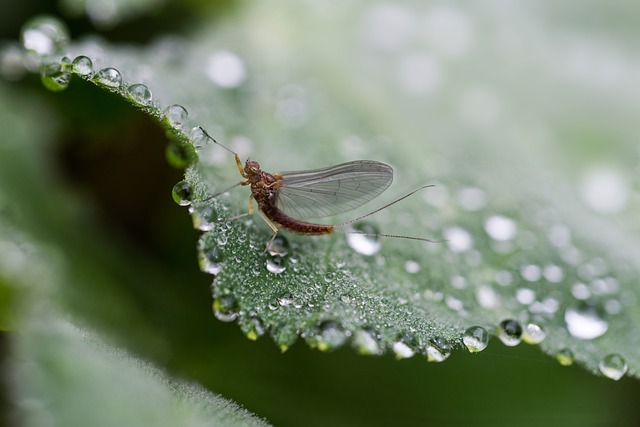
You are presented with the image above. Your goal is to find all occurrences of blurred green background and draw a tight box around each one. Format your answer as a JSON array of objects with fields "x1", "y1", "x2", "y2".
[{"x1": 2, "y1": 1, "x2": 640, "y2": 426}]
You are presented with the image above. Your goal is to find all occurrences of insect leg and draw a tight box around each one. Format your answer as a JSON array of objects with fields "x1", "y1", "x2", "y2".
[{"x1": 257, "y1": 210, "x2": 283, "y2": 254}]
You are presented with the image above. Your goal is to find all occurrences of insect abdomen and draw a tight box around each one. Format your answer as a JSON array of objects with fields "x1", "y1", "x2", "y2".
[{"x1": 262, "y1": 204, "x2": 334, "y2": 235}]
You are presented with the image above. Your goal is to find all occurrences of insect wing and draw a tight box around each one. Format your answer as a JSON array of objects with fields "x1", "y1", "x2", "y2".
[{"x1": 275, "y1": 160, "x2": 393, "y2": 219}]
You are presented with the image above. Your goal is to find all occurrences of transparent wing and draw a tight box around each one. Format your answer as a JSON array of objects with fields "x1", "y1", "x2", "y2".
[{"x1": 275, "y1": 160, "x2": 393, "y2": 219}]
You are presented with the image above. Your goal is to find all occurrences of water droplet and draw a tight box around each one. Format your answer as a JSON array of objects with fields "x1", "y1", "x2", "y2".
[
  {"x1": 21, "y1": 15, "x2": 69, "y2": 55},
  {"x1": 543, "y1": 264, "x2": 564, "y2": 283},
  {"x1": 314, "y1": 322, "x2": 348, "y2": 352},
  {"x1": 463, "y1": 326, "x2": 489, "y2": 353},
  {"x1": 515, "y1": 288, "x2": 535, "y2": 305},
  {"x1": 484, "y1": 215, "x2": 517, "y2": 241},
  {"x1": 72, "y1": 55, "x2": 93, "y2": 77},
  {"x1": 404, "y1": 260, "x2": 421, "y2": 274},
  {"x1": 556, "y1": 348, "x2": 574, "y2": 366},
  {"x1": 323, "y1": 271, "x2": 336, "y2": 283},
  {"x1": 244, "y1": 317, "x2": 265, "y2": 341},
  {"x1": 571, "y1": 282, "x2": 590, "y2": 300},
  {"x1": 94, "y1": 67, "x2": 122, "y2": 88},
  {"x1": 346, "y1": 222, "x2": 382, "y2": 256},
  {"x1": 457, "y1": 187, "x2": 486, "y2": 211},
  {"x1": 189, "y1": 126, "x2": 213, "y2": 150},
  {"x1": 476, "y1": 285, "x2": 500, "y2": 309},
  {"x1": 164, "y1": 104, "x2": 188, "y2": 130},
  {"x1": 598, "y1": 353, "x2": 627, "y2": 380},
  {"x1": 216, "y1": 233, "x2": 228, "y2": 247},
  {"x1": 191, "y1": 203, "x2": 217, "y2": 231},
  {"x1": 267, "y1": 235, "x2": 290, "y2": 257},
  {"x1": 495, "y1": 319, "x2": 522, "y2": 347},
  {"x1": 212, "y1": 295, "x2": 239, "y2": 322},
  {"x1": 165, "y1": 141, "x2": 193, "y2": 168},
  {"x1": 393, "y1": 341, "x2": 415, "y2": 359},
  {"x1": 353, "y1": 329, "x2": 382, "y2": 355},
  {"x1": 278, "y1": 292, "x2": 294, "y2": 307},
  {"x1": 171, "y1": 180, "x2": 192, "y2": 206},
  {"x1": 266, "y1": 257, "x2": 286, "y2": 274},
  {"x1": 520, "y1": 264, "x2": 542, "y2": 282},
  {"x1": 40, "y1": 59, "x2": 71, "y2": 92},
  {"x1": 522, "y1": 323, "x2": 546, "y2": 344},
  {"x1": 564, "y1": 305, "x2": 608, "y2": 340},
  {"x1": 425, "y1": 337, "x2": 451, "y2": 362},
  {"x1": 205, "y1": 50, "x2": 247, "y2": 88},
  {"x1": 580, "y1": 168, "x2": 628, "y2": 214},
  {"x1": 443, "y1": 226, "x2": 473, "y2": 253},
  {"x1": 198, "y1": 245, "x2": 223, "y2": 275},
  {"x1": 127, "y1": 83, "x2": 153, "y2": 106}
]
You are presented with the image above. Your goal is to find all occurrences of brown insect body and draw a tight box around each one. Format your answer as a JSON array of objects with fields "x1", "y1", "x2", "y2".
[{"x1": 243, "y1": 160, "x2": 334, "y2": 236}]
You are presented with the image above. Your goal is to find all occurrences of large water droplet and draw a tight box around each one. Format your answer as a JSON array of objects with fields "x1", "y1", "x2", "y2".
[
  {"x1": 40, "y1": 58, "x2": 71, "y2": 92},
  {"x1": 346, "y1": 222, "x2": 382, "y2": 255},
  {"x1": 267, "y1": 235, "x2": 290, "y2": 257},
  {"x1": 191, "y1": 203, "x2": 217, "y2": 231},
  {"x1": 213, "y1": 295, "x2": 239, "y2": 322},
  {"x1": 171, "y1": 180, "x2": 192, "y2": 206},
  {"x1": 556, "y1": 348, "x2": 574, "y2": 366},
  {"x1": 72, "y1": 55, "x2": 93, "y2": 77},
  {"x1": 94, "y1": 67, "x2": 122, "y2": 88},
  {"x1": 127, "y1": 83, "x2": 153, "y2": 106},
  {"x1": 164, "y1": 104, "x2": 188, "y2": 130},
  {"x1": 198, "y1": 245, "x2": 223, "y2": 275},
  {"x1": 393, "y1": 335, "x2": 417, "y2": 359},
  {"x1": 598, "y1": 353, "x2": 627, "y2": 380},
  {"x1": 425, "y1": 337, "x2": 451, "y2": 362},
  {"x1": 266, "y1": 256, "x2": 286, "y2": 274},
  {"x1": 21, "y1": 15, "x2": 69, "y2": 55},
  {"x1": 314, "y1": 322, "x2": 348, "y2": 352},
  {"x1": 522, "y1": 323, "x2": 546, "y2": 344},
  {"x1": 484, "y1": 215, "x2": 517, "y2": 241},
  {"x1": 245, "y1": 318, "x2": 265, "y2": 341},
  {"x1": 278, "y1": 292, "x2": 294, "y2": 307},
  {"x1": 353, "y1": 328, "x2": 382, "y2": 355},
  {"x1": 189, "y1": 126, "x2": 213, "y2": 150},
  {"x1": 495, "y1": 319, "x2": 522, "y2": 346},
  {"x1": 564, "y1": 305, "x2": 608, "y2": 339},
  {"x1": 463, "y1": 326, "x2": 489, "y2": 353}
]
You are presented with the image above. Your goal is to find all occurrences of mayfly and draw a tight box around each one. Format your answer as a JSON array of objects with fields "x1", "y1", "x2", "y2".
[{"x1": 199, "y1": 128, "x2": 436, "y2": 250}]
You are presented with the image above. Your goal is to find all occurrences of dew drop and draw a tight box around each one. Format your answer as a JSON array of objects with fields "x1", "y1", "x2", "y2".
[
  {"x1": 443, "y1": 226, "x2": 472, "y2": 253},
  {"x1": 127, "y1": 83, "x2": 153, "y2": 106},
  {"x1": 495, "y1": 319, "x2": 523, "y2": 346},
  {"x1": 315, "y1": 322, "x2": 348, "y2": 352},
  {"x1": 164, "y1": 104, "x2": 188, "y2": 130},
  {"x1": 515, "y1": 287, "x2": 535, "y2": 305},
  {"x1": 245, "y1": 317, "x2": 265, "y2": 341},
  {"x1": 205, "y1": 50, "x2": 247, "y2": 88},
  {"x1": 598, "y1": 353, "x2": 627, "y2": 380},
  {"x1": 191, "y1": 203, "x2": 217, "y2": 231},
  {"x1": 404, "y1": 260, "x2": 421, "y2": 274},
  {"x1": 216, "y1": 233, "x2": 228, "y2": 247},
  {"x1": 198, "y1": 245, "x2": 223, "y2": 275},
  {"x1": 165, "y1": 141, "x2": 192, "y2": 168},
  {"x1": 21, "y1": 15, "x2": 69, "y2": 56},
  {"x1": 94, "y1": 67, "x2": 122, "y2": 88},
  {"x1": 266, "y1": 257, "x2": 286, "y2": 274},
  {"x1": 267, "y1": 235, "x2": 290, "y2": 257},
  {"x1": 353, "y1": 329, "x2": 382, "y2": 356},
  {"x1": 392, "y1": 341, "x2": 415, "y2": 359},
  {"x1": 543, "y1": 264, "x2": 564, "y2": 283},
  {"x1": 171, "y1": 180, "x2": 192, "y2": 206},
  {"x1": 463, "y1": 326, "x2": 489, "y2": 353},
  {"x1": 484, "y1": 215, "x2": 517, "y2": 241},
  {"x1": 564, "y1": 305, "x2": 608, "y2": 340},
  {"x1": 522, "y1": 323, "x2": 546, "y2": 344},
  {"x1": 278, "y1": 292, "x2": 294, "y2": 307},
  {"x1": 212, "y1": 295, "x2": 239, "y2": 322},
  {"x1": 72, "y1": 55, "x2": 93, "y2": 77},
  {"x1": 40, "y1": 59, "x2": 71, "y2": 92},
  {"x1": 323, "y1": 271, "x2": 336, "y2": 283},
  {"x1": 425, "y1": 337, "x2": 451, "y2": 362},
  {"x1": 346, "y1": 222, "x2": 382, "y2": 255},
  {"x1": 189, "y1": 126, "x2": 213, "y2": 150},
  {"x1": 520, "y1": 264, "x2": 542, "y2": 282},
  {"x1": 556, "y1": 348, "x2": 574, "y2": 366}
]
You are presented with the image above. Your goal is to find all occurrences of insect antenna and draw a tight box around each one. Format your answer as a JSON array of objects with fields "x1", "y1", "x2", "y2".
[
  {"x1": 335, "y1": 184, "x2": 434, "y2": 227},
  {"x1": 198, "y1": 126, "x2": 237, "y2": 156}
]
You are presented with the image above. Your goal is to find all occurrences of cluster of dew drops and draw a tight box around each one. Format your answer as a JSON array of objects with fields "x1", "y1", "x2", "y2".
[{"x1": 10, "y1": 15, "x2": 631, "y2": 381}]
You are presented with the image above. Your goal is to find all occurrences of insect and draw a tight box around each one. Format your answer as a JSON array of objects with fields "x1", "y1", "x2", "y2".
[{"x1": 199, "y1": 128, "x2": 436, "y2": 250}]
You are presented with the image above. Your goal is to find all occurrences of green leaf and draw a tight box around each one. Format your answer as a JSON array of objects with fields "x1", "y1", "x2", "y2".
[{"x1": 5, "y1": 0, "x2": 640, "y2": 385}]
